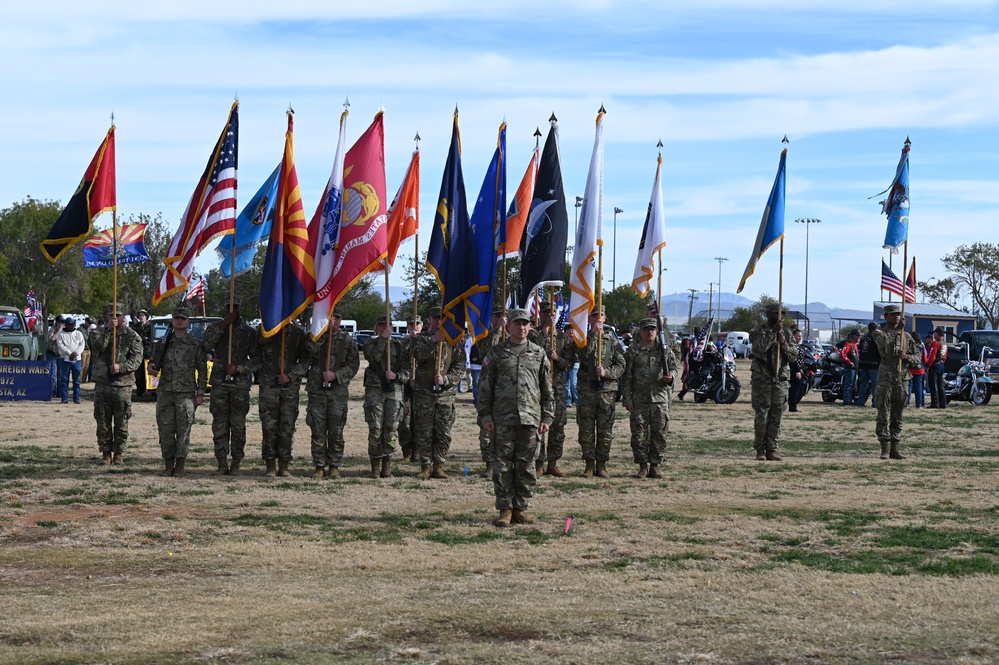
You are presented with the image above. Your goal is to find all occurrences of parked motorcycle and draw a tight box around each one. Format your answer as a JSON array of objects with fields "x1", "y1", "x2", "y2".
[
  {"x1": 813, "y1": 349, "x2": 845, "y2": 402},
  {"x1": 944, "y1": 345, "x2": 994, "y2": 406},
  {"x1": 691, "y1": 347, "x2": 742, "y2": 404}
]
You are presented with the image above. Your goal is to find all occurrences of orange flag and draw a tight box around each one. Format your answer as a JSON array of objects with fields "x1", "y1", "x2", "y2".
[
  {"x1": 500, "y1": 146, "x2": 538, "y2": 260},
  {"x1": 378, "y1": 147, "x2": 420, "y2": 272}
]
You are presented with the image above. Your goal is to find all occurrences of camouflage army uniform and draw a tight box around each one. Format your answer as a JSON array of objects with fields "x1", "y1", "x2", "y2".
[
  {"x1": 874, "y1": 326, "x2": 922, "y2": 458},
  {"x1": 89, "y1": 324, "x2": 144, "y2": 456},
  {"x1": 529, "y1": 326, "x2": 575, "y2": 464},
  {"x1": 398, "y1": 332, "x2": 423, "y2": 461},
  {"x1": 151, "y1": 331, "x2": 208, "y2": 461},
  {"x1": 621, "y1": 338, "x2": 679, "y2": 467},
  {"x1": 748, "y1": 324, "x2": 799, "y2": 455},
  {"x1": 412, "y1": 335, "x2": 466, "y2": 469},
  {"x1": 362, "y1": 335, "x2": 410, "y2": 460},
  {"x1": 576, "y1": 330, "x2": 626, "y2": 464},
  {"x1": 477, "y1": 339, "x2": 555, "y2": 512},
  {"x1": 256, "y1": 324, "x2": 309, "y2": 466},
  {"x1": 306, "y1": 328, "x2": 360, "y2": 469},
  {"x1": 476, "y1": 328, "x2": 505, "y2": 465},
  {"x1": 203, "y1": 318, "x2": 259, "y2": 470}
]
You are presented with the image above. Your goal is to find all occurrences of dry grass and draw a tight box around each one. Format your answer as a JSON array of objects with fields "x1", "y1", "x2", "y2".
[{"x1": 2, "y1": 360, "x2": 999, "y2": 664}]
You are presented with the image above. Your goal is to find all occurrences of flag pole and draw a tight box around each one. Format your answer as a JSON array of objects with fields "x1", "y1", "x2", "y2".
[
  {"x1": 227, "y1": 227, "x2": 236, "y2": 367},
  {"x1": 899, "y1": 240, "x2": 909, "y2": 371},
  {"x1": 777, "y1": 236, "x2": 784, "y2": 373},
  {"x1": 385, "y1": 260, "x2": 392, "y2": 370},
  {"x1": 112, "y1": 208, "x2": 119, "y2": 369},
  {"x1": 597, "y1": 238, "x2": 604, "y2": 363}
]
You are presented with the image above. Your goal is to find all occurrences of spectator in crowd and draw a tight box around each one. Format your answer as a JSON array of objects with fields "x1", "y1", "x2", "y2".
[
  {"x1": 907, "y1": 330, "x2": 926, "y2": 409},
  {"x1": 841, "y1": 329, "x2": 861, "y2": 406},
  {"x1": 788, "y1": 328, "x2": 805, "y2": 412},
  {"x1": 53, "y1": 316, "x2": 85, "y2": 404},
  {"x1": 856, "y1": 322, "x2": 881, "y2": 407},
  {"x1": 926, "y1": 327, "x2": 948, "y2": 409}
]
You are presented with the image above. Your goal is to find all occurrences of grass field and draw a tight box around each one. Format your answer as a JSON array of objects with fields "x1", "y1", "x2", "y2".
[{"x1": 2, "y1": 363, "x2": 998, "y2": 664}]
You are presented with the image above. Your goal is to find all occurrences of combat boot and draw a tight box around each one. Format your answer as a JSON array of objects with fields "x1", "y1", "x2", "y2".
[
  {"x1": 160, "y1": 458, "x2": 175, "y2": 477},
  {"x1": 634, "y1": 463, "x2": 648, "y2": 479},
  {"x1": 765, "y1": 450, "x2": 782, "y2": 461},
  {"x1": 277, "y1": 459, "x2": 291, "y2": 477},
  {"x1": 380, "y1": 458, "x2": 393, "y2": 479},
  {"x1": 512, "y1": 510, "x2": 535, "y2": 525},
  {"x1": 326, "y1": 466, "x2": 341, "y2": 479},
  {"x1": 173, "y1": 458, "x2": 187, "y2": 477},
  {"x1": 545, "y1": 460, "x2": 564, "y2": 478},
  {"x1": 312, "y1": 466, "x2": 326, "y2": 479},
  {"x1": 889, "y1": 442, "x2": 906, "y2": 460},
  {"x1": 535, "y1": 460, "x2": 545, "y2": 477},
  {"x1": 582, "y1": 460, "x2": 595, "y2": 478},
  {"x1": 101, "y1": 452, "x2": 112, "y2": 465},
  {"x1": 493, "y1": 510, "x2": 513, "y2": 527},
  {"x1": 595, "y1": 461, "x2": 609, "y2": 478},
  {"x1": 419, "y1": 464, "x2": 432, "y2": 479},
  {"x1": 647, "y1": 463, "x2": 662, "y2": 479},
  {"x1": 214, "y1": 459, "x2": 230, "y2": 476},
  {"x1": 880, "y1": 441, "x2": 890, "y2": 460},
  {"x1": 481, "y1": 461, "x2": 494, "y2": 478},
  {"x1": 431, "y1": 463, "x2": 448, "y2": 479},
  {"x1": 112, "y1": 453, "x2": 123, "y2": 466},
  {"x1": 265, "y1": 458, "x2": 277, "y2": 477},
  {"x1": 229, "y1": 459, "x2": 241, "y2": 475},
  {"x1": 370, "y1": 459, "x2": 380, "y2": 479}
]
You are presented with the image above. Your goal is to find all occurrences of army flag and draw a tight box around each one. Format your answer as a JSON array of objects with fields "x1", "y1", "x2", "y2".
[
  {"x1": 632, "y1": 153, "x2": 667, "y2": 299},
  {"x1": 567, "y1": 109, "x2": 605, "y2": 347},
  {"x1": 309, "y1": 109, "x2": 349, "y2": 339},
  {"x1": 41, "y1": 126, "x2": 116, "y2": 262},
  {"x1": 216, "y1": 164, "x2": 280, "y2": 278},
  {"x1": 377, "y1": 147, "x2": 420, "y2": 272},
  {"x1": 517, "y1": 118, "x2": 568, "y2": 307},
  {"x1": 880, "y1": 139, "x2": 910, "y2": 253},
  {"x1": 737, "y1": 148, "x2": 786, "y2": 294},
  {"x1": 154, "y1": 102, "x2": 239, "y2": 304},
  {"x1": 83, "y1": 223, "x2": 150, "y2": 268},
  {"x1": 259, "y1": 112, "x2": 315, "y2": 336},
  {"x1": 500, "y1": 145, "x2": 538, "y2": 260}
]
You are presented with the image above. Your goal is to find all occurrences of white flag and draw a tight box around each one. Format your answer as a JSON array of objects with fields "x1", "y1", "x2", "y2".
[
  {"x1": 310, "y1": 110, "x2": 348, "y2": 340},
  {"x1": 631, "y1": 154, "x2": 667, "y2": 298},
  {"x1": 567, "y1": 110, "x2": 605, "y2": 347}
]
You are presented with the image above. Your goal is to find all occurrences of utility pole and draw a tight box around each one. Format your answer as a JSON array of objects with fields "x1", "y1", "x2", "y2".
[
  {"x1": 714, "y1": 256, "x2": 728, "y2": 339},
  {"x1": 612, "y1": 207, "x2": 623, "y2": 291},
  {"x1": 686, "y1": 289, "x2": 699, "y2": 334}
]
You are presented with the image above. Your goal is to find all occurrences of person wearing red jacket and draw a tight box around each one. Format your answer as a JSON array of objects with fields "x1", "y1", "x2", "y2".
[{"x1": 841, "y1": 329, "x2": 861, "y2": 406}]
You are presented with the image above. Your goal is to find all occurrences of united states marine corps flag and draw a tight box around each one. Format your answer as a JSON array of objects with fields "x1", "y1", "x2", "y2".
[{"x1": 40, "y1": 126, "x2": 116, "y2": 262}]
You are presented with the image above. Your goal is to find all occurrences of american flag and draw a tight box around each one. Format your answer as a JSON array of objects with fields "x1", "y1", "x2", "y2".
[
  {"x1": 881, "y1": 260, "x2": 915, "y2": 303},
  {"x1": 186, "y1": 277, "x2": 205, "y2": 304},
  {"x1": 154, "y1": 103, "x2": 238, "y2": 304},
  {"x1": 693, "y1": 315, "x2": 715, "y2": 360},
  {"x1": 23, "y1": 290, "x2": 42, "y2": 318}
]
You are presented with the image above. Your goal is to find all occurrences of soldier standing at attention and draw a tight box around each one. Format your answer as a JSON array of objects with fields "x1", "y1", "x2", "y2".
[
  {"x1": 306, "y1": 308, "x2": 360, "y2": 479},
  {"x1": 575, "y1": 305, "x2": 626, "y2": 478},
  {"x1": 256, "y1": 320, "x2": 309, "y2": 477},
  {"x1": 748, "y1": 303, "x2": 799, "y2": 461},
  {"x1": 398, "y1": 317, "x2": 423, "y2": 463},
  {"x1": 478, "y1": 308, "x2": 554, "y2": 527},
  {"x1": 203, "y1": 299, "x2": 259, "y2": 476},
  {"x1": 131, "y1": 309, "x2": 153, "y2": 398},
  {"x1": 148, "y1": 306, "x2": 208, "y2": 477},
  {"x1": 873, "y1": 304, "x2": 922, "y2": 459},
  {"x1": 412, "y1": 307, "x2": 466, "y2": 479},
  {"x1": 89, "y1": 302, "x2": 144, "y2": 465},
  {"x1": 530, "y1": 301, "x2": 575, "y2": 478},
  {"x1": 477, "y1": 306, "x2": 507, "y2": 477},
  {"x1": 362, "y1": 316, "x2": 410, "y2": 478},
  {"x1": 621, "y1": 318, "x2": 678, "y2": 479}
]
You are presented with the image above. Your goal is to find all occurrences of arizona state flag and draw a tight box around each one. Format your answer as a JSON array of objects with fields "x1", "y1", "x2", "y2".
[{"x1": 41, "y1": 127, "x2": 116, "y2": 262}]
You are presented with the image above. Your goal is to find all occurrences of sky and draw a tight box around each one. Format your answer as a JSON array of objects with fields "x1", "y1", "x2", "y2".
[{"x1": 2, "y1": 0, "x2": 998, "y2": 315}]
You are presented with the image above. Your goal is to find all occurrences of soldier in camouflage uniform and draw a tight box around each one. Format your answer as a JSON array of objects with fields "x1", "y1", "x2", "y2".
[
  {"x1": 874, "y1": 304, "x2": 921, "y2": 460},
  {"x1": 203, "y1": 299, "x2": 259, "y2": 475},
  {"x1": 89, "y1": 302, "x2": 144, "y2": 465},
  {"x1": 131, "y1": 309, "x2": 153, "y2": 397},
  {"x1": 362, "y1": 316, "x2": 410, "y2": 478},
  {"x1": 576, "y1": 306, "x2": 627, "y2": 478},
  {"x1": 256, "y1": 321, "x2": 309, "y2": 477},
  {"x1": 476, "y1": 307, "x2": 507, "y2": 477},
  {"x1": 529, "y1": 301, "x2": 575, "y2": 477},
  {"x1": 748, "y1": 303, "x2": 799, "y2": 461},
  {"x1": 478, "y1": 308, "x2": 555, "y2": 527},
  {"x1": 306, "y1": 309, "x2": 360, "y2": 479},
  {"x1": 412, "y1": 307, "x2": 466, "y2": 479},
  {"x1": 148, "y1": 306, "x2": 208, "y2": 477},
  {"x1": 398, "y1": 317, "x2": 423, "y2": 463},
  {"x1": 621, "y1": 318, "x2": 679, "y2": 479}
]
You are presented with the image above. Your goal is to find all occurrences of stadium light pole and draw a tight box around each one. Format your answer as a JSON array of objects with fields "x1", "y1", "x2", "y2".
[
  {"x1": 714, "y1": 256, "x2": 728, "y2": 339},
  {"x1": 794, "y1": 218, "x2": 821, "y2": 338},
  {"x1": 612, "y1": 207, "x2": 623, "y2": 291}
]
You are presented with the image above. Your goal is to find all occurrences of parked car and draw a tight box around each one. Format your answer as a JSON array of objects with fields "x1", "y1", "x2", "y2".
[
  {"x1": 0, "y1": 306, "x2": 41, "y2": 360},
  {"x1": 943, "y1": 330, "x2": 999, "y2": 378},
  {"x1": 353, "y1": 330, "x2": 375, "y2": 347}
]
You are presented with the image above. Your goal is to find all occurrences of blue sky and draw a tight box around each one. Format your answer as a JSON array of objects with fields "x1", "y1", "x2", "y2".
[{"x1": 3, "y1": 1, "x2": 997, "y2": 315}]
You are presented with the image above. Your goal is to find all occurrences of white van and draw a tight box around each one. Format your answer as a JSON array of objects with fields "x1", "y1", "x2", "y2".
[
  {"x1": 726, "y1": 331, "x2": 751, "y2": 358},
  {"x1": 339, "y1": 319, "x2": 357, "y2": 335}
]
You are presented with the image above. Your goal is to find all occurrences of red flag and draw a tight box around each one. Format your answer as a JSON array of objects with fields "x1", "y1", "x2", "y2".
[
  {"x1": 313, "y1": 113, "x2": 388, "y2": 308},
  {"x1": 40, "y1": 127, "x2": 116, "y2": 262},
  {"x1": 379, "y1": 148, "x2": 420, "y2": 272},
  {"x1": 500, "y1": 146, "x2": 538, "y2": 260}
]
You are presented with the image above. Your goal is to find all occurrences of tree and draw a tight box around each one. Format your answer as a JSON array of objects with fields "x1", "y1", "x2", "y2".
[
  {"x1": 925, "y1": 243, "x2": 999, "y2": 328},
  {"x1": 603, "y1": 284, "x2": 650, "y2": 330},
  {"x1": 722, "y1": 294, "x2": 791, "y2": 332},
  {"x1": 917, "y1": 277, "x2": 962, "y2": 310}
]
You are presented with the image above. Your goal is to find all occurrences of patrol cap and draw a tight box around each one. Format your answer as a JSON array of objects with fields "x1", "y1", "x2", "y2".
[
  {"x1": 107, "y1": 302, "x2": 125, "y2": 316},
  {"x1": 330, "y1": 306, "x2": 342, "y2": 319},
  {"x1": 406, "y1": 317, "x2": 421, "y2": 327},
  {"x1": 172, "y1": 305, "x2": 191, "y2": 319},
  {"x1": 589, "y1": 305, "x2": 606, "y2": 316},
  {"x1": 764, "y1": 303, "x2": 783, "y2": 316},
  {"x1": 539, "y1": 301, "x2": 556, "y2": 314},
  {"x1": 883, "y1": 304, "x2": 902, "y2": 316},
  {"x1": 508, "y1": 308, "x2": 531, "y2": 323},
  {"x1": 492, "y1": 305, "x2": 506, "y2": 316},
  {"x1": 375, "y1": 315, "x2": 388, "y2": 326},
  {"x1": 428, "y1": 307, "x2": 443, "y2": 318},
  {"x1": 639, "y1": 318, "x2": 658, "y2": 330}
]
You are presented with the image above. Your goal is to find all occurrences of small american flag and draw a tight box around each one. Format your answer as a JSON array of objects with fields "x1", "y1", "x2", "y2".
[
  {"x1": 186, "y1": 277, "x2": 205, "y2": 304},
  {"x1": 881, "y1": 260, "x2": 915, "y2": 303}
]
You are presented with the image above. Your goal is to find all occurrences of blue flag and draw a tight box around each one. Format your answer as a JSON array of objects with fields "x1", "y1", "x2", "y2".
[
  {"x1": 426, "y1": 111, "x2": 473, "y2": 344},
  {"x1": 880, "y1": 140, "x2": 910, "y2": 253},
  {"x1": 216, "y1": 164, "x2": 280, "y2": 278},
  {"x1": 465, "y1": 123, "x2": 506, "y2": 342},
  {"x1": 737, "y1": 148, "x2": 786, "y2": 293}
]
